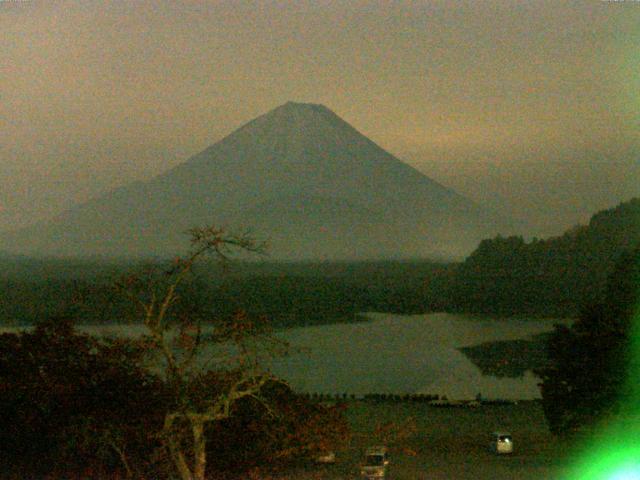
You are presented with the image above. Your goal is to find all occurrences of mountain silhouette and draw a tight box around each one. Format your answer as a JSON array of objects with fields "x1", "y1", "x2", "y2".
[{"x1": 1, "y1": 102, "x2": 506, "y2": 259}]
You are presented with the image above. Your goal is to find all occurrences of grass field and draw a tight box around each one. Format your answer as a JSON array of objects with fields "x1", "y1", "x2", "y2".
[{"x1": 276, "y1": 400, "x2": 572, "y2": 479}]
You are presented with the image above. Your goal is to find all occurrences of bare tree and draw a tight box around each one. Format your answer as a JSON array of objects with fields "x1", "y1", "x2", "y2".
[{"x1": 119, "y1": 226, "x2": 286, "y2": 480}]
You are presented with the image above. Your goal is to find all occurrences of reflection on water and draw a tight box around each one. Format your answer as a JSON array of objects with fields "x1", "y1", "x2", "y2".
[
  {"x1": 268, "y1": 312, "x2": 568, "y2": 400},
  {"x1": 1, "y1": 313, "x2": 568, "y2": 400}
]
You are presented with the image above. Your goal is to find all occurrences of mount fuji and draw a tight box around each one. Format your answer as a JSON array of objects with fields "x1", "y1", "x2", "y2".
[{"x1": 1, "y1": 102, "x2": 507, "y2": 260}]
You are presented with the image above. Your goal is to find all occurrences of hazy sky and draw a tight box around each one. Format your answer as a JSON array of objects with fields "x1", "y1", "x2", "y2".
[{"x1": 2, "y1": 0, "x2": 639, "y2": 237}]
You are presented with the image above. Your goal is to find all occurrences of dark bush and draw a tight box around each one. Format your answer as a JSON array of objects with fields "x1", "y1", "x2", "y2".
[
  {"x1": 201, "y1": 380, "x2": 349, "y2": 474},
  {"x1": 537, "y1": 246, "x2": 640, "y2": 435},
  {"x1": 0, "y1": 316, "x2": 166, "y2": 478},
  {"x1": 0, "y1": 317, "x2": 350, "y2": 478}
]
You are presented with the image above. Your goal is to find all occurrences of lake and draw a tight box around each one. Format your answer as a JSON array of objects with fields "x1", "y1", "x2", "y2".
[
  {"x1": 1, "y1": 312, "x2": 566, "y2": 400},
  {"x1": 268, "y1": 312, "x2": 566, "y2": 400}
]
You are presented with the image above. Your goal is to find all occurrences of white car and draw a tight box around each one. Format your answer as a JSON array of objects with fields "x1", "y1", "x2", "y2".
[
  {"x1": 490, "y1": 432, "x2": 514, "y2": 454},
  {"x1": 361, "y1": 446, "x2": 389, "y2": 478}
]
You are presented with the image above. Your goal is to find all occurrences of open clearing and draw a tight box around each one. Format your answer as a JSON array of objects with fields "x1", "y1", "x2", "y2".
[{"x1": 278, "y1": 400, "x2": 573, "y2": 479}]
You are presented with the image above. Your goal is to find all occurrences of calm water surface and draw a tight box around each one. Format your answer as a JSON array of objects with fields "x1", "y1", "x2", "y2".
[
  {"x1": 268, "y1": 312, "x2": 566, "y2": 400},
  {"x1": 2, "y1": 313, "x2": 568, "y2": 400}
]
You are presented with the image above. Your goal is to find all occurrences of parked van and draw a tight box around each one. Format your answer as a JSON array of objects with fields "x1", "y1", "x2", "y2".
[
  {"x1": 490, "y1": 432, "x2": 513, "y2": 454},
  {"x1": 360, "y1": 446, "x2": 389, "y2": 478}
]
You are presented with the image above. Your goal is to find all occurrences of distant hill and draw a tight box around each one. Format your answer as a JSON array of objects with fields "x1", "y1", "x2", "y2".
[
  {"x1": 0, "y1": 102, "x2": 506, "y2": 260},
  {"x1": 442, "y1": 197, "x2": 640, "y2": 316}
]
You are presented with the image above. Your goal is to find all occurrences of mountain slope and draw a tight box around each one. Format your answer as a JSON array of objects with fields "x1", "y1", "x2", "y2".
[
  {"x1": 443, "y1": 197, "x2": 640, "y2": 316},
  {"x1": 1, "y1": 102, "x2": 504, "y2": 259}
]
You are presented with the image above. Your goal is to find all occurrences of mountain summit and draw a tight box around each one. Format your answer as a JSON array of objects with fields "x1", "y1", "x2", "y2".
[{"x1": 1, "y1": 102, "x2": 505, "y2": 259}]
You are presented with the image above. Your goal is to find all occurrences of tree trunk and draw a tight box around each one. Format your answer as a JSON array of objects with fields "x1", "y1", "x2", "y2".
[
  {"x1": 192, "y1": 418, "x2": 207, "y2": 480},
  {"x1": 164, "y1": 414, "x2": 194, "y2": 480},
  {"x1": 109, "y1": 440, "x2": 133, "y2": 479}
]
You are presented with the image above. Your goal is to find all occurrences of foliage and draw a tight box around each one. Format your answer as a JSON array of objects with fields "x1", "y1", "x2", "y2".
[
  {"x1": 116, "y1": 226, "x2": 350, "y2": 480},
  {"x1": 0, "y1": 259, "x2": 450, "y2": 327},
  {"x1": 441, "y1": 198, "x2": 640, "y2": 316},
  {"x1": 0, "y1": 315, "x2": 348, "y2": 478},
  {"x1": 0, "y1": 316, "x2": 166, "y2": 478},
  {"x1": 204, "y1": 381, "x2": 350, "y2": 472},
  {"x1": 0, "y1": 227, "x2": 352, "y2": 479},
  {"x1": 2, "y1": 199, "x2": 639, "y2": 325},
  {"x1": 537, "y1": 246, "x2": 640, "y2": 435}
]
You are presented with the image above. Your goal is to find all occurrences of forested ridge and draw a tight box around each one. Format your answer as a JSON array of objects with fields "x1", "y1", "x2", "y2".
[
  {"x1": 537, "y1": 244, "x2": 640, "y2": 435},
  {"x1": 441, "y1": 198, "x2": 640, "y2": 316},
  {"x1": 0, "y1": 259, "x2": 451, "y2": 327},
  {"x1": 1, "y1": 198, "x2": 638, "y2": 325}
]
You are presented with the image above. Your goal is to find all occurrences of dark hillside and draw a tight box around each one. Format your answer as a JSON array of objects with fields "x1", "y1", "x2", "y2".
[
  {"x1": 441, "y1": 198, "x2": 640, "y2": 316},
  {"x1": 0, "y1": 259, "x2": 451, "y2": 327}
]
